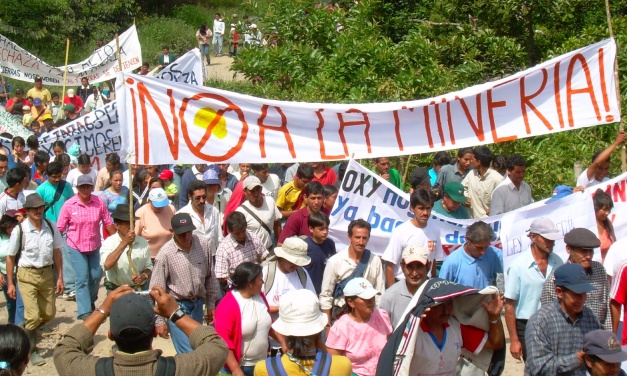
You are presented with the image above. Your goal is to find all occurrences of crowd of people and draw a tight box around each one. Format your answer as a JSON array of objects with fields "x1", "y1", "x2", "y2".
[{"x1": 0, "y1": 76, "x2": 627, "y2": 376}]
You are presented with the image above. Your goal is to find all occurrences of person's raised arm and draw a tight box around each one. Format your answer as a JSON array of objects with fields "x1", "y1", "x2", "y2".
[{"x1": 585, "y1": 131, "x2": 626, "y2": 180}]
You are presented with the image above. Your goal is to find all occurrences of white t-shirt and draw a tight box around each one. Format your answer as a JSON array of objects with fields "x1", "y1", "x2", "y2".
[
  {"x1": 576, "y1": 170, "x2": 609, "y2": 189},
  {"x1": 232, "y1": 290, "x2": 272, "y2": 367},
  {"x1": 236, "y1": 196, "x2": 282, "y2": 249},
  {"x1": 261, "y1": 174, "x2": 281, "y2": 200},
  {"x1": 382, "y1": 220, "x2": 438, "y2": 279},
  {"x1": 66, "y1": 168, "x2": 98, "y2": 192}
]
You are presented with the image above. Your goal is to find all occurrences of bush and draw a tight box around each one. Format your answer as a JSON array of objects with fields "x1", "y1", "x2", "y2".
[{"x1": 137, "y1": 16, "x2": 197, "y2": 66}]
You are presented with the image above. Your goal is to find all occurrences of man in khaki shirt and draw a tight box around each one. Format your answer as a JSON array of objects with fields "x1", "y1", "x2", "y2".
[{"x1": 461, "y1": 146, "x2": 503, "y2": 218}]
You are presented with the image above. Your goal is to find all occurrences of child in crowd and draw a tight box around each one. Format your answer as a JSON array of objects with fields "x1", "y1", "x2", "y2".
[
  {"x1": 304, "y1": 211, "x2": 336, "y2": 294},
  {"x1": 159, "y1": 169, "x2": 178, "y2": 201},
  {"x1": 323, "y1": 184, "x2": 338, "y2": 213}
]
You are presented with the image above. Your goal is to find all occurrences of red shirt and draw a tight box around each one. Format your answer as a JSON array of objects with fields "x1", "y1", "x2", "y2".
[
  {"x1": 313, "y1": 165, "x2": 338, "y2": 186},
  {"x1": 63, "y1": 95, "x2": 84, "y2": 110},
  {"x1": 611, "y1": 261, "x2": 627, "y2": 344},
  {"x1": 5, "y1": 98, "x2": 31, "y2": 109}
]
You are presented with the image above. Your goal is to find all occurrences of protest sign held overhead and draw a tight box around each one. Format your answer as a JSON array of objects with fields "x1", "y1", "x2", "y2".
[
  {"x1": 118, "y1": 39, "x2": 619, "y2": 164},
  {"x1": 0, "y1": 25, "x2": 141, "y2": 86}
]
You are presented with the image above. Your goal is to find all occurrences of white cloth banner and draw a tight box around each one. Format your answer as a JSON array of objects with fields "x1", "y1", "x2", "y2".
[
  {"x1": 328, "y1": 160, "x2": 599, "y2": 280},
  {"x1": 0, "y1": 25, "x2": 141, "y2": 86},
  {"x1": 0, "y1": 50, "x2": 203, "y2": 169},
  {"x1": 118, "y1": 39, "x2": 619, "y2": 164}
]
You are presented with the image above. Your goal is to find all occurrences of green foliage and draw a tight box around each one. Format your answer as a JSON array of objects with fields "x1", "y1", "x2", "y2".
[
  {"x1": 172, "y1": 5, "x2": 214, "y2": 29},
  {"x1": 137, "y1": 16, "x2": 196, "y2": 66}
]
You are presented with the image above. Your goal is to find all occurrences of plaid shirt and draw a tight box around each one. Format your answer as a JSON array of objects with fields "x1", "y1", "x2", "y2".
[
  {"x1": 57, "y1": 194, "x2": 113, "y2": 252},
  {"x1": 214, "y1": 231, "x2": 268, "y2": 279},
  {"x1": 150, "y1": 235, "x2": 218, "y2": 326},
  {"x1": 525, "y1": 300, "x2": 600, "y2": 376},
  {"x1": 540, "y1": 260, "x2": 609, "y2": 328}
]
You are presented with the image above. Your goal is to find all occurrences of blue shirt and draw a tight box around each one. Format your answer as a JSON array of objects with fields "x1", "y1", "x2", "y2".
[
  {"x1": 439, "y1": 244, "x2": 503, "y2": 289},
  {"x1": 504, "y1": 247, "x2": 564, "y2": 320},
  {"x1": 304, "y1": 236, "x2": 336, "y2": 295}
]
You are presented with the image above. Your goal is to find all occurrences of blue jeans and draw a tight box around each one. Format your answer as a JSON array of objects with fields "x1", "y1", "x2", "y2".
[
  {"x1": 68, "y1": 247, "x2": 102, "y2": 318},
  {"x1": 15, "y1": 281, "x2": 24, "y2": 325},
  {"x1": 200, "y1": 44, "x2": 210, "y2": 62},
  {"x1": 213, "y1": 33, "x2": 223, "y2": 55},
  {"x1": 168, "y1": 299, "x2": 203, "y2": 353},
  {"x1": 62, "y1": 242, "x2": 76, "y2": 294},
  {"x1": 220, "y1": 366, "x2": 254, "y2": 376},
  {"x1": 1, "y1": 273, "x2": 16, "y2": 324}
]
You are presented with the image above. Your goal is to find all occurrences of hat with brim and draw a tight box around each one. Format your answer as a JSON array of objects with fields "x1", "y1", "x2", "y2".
[
  {"x1": 554, "y1": 263, "x2": 595, "y2": 294},
  {"x1": 272, "y1": 289, "x2": 328, "y2": 337},
  {"x1": 528, "y1": 217, "x2": 563, "y2": 241},
  {"x1": 546, "y1": 185, "x2": 573, "y2": 204},
  {"x1": 444, "y1": 182, "x2": 467, "y2": 203},
  {"x1": 111, "y1": 204, "x2": 137, "y2": 222},
  {"x1": 148, "y1": 188, "x2": 169, "y2": 208},
  {"x1": 343, "y1": 277, "x2": 379, "y2": 300},
  {"x1": 274, "y1": 237, "x2": 311, "y2": 266},
  {"x1": 171, "y1": 213, "x2": 196, "y2": 234},
  {"x1": 584, "y1": 329, "x2": 627, "y2": 363},
  {"x1": 23, "y1": 193, "x2": 45, "y2": 209}
]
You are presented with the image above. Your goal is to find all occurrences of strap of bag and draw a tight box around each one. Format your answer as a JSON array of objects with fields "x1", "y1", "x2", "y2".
[
  {"x1": 95, "y1": 356, "x2": 175, "y2": 376},
  {"x1": 13, "y1": 223, "x2": 24, "y2": 269},
  {"x1": 240, "y1": 204, "x2": 272, "y2": 236},
  {"x1": 296, "y1": 267, "x2": 307, "y2": 288},
  {"x1": 265, "y1": 261, "x2": 307, "y2": 296},
  {"x1": 44, "y1": 180, "x2": 66, "y2": 213},
  {"x1": 312, "y1": 350, "x2": 332, "y2": 376},
  {"x1": 265, "y1": 354, "x2": 288, "y2": 376},
  {"x1": 332, "y1": 249, "x2": 371, "y2": 299}
]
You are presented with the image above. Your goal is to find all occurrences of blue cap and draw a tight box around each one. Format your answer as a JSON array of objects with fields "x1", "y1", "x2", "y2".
[
  {"x1": 546, "y1": 185, "x2": 573, "y2": 204},
  {"x1": 554, "y1": 264, "x2": 595, "y2": 294},
  {"x1": 203, "y1": 165, "x2": 221, "y2": 185}
]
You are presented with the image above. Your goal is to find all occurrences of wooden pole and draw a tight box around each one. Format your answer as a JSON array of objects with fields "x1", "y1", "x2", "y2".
[
  {"x1": 402, "y1": 154, "x2": 413, "y2": 187},
  {"x1": 61, "y1": 39, "x2": 70, "y2": 114},
  {"x1": 605, "y1": 0, "x2": 627, "y2": 172}
]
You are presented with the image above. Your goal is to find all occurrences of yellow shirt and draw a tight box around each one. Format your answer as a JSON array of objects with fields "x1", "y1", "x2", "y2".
[
  {"x1": 276, "y1": 181, "x2": 302, "y2": 211},
  {"x1": 254, "y1": 354, "x2": 352, "y2": 376},
  {"x1": 26, "y1": 88, "x2": 52, "y2": 107}
]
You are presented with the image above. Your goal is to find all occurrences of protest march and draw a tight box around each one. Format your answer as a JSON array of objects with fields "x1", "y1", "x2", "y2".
[{"x1": 2, "y1": 12, "x2": 627, "y2": 376}]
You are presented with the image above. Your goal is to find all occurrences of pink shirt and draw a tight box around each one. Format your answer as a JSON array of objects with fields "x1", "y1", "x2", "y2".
[
  {"x1": 57, "y1": 194, "x2": 113, "y2": 252},
  {"x1": 134, "y1": 204, "x2": 175, "y2": 258},
  {"x1": 326, "y1": 308, "x2": 392, "y2": 376}
]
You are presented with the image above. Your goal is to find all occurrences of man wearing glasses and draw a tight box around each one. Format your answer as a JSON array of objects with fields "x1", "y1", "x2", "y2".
[{"x1": 176, "y1": 180, "x2": 222, "y2": 257}]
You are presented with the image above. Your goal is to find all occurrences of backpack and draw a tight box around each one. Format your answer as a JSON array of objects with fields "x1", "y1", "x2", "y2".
[
  {"x1": 265, "y1": 350, "x2": 332, "y2": 376},
  {"x1": 264, "y1": 259, "x2": 307, "y2": 296},
  {"x1": 95, "y1": 356, "x2": 176, "y2": 376},
  {"x1": 332, "y1": 249, "x2": 371, "y2": 299}
]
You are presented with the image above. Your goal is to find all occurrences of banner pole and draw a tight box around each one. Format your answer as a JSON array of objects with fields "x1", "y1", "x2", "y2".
[
  {"x1": 115, "y1": 33, "x2": 123, "y2": 72},
  {"x1": 605, "y1": 0, "x2": 626, "y2": 172},
  {"x1": 402, "y1": 154, "x2": 413, "y2": 188},
  {"x1": 61, "y1": 39, "x2": 70, "y2": 112}
]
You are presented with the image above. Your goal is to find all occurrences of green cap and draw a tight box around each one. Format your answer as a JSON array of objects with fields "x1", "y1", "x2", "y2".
[{"x1": 444, "y1": 182, "x2": 467, "y2": 203}]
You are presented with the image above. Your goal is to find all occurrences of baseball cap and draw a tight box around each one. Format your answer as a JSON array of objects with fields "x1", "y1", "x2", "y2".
[
  {"x1": 546, "y1": 185, "x2": 573, "y2": 204},
  {"x1": 527, "y1": 217, "x2": 562, "y2": 240},
  {"x1": 110, "y1": 293, "x2": 156, "y2": 339},
  {"x1": 343, "y1": 277, "x2": 379, "y2": 299},
  {"x1": 202, "y1": 165, "x2": 221, "y2": 185},
  {"x1": 41, "y1": 114, "x2": 53, "y2": 121},
  {"x1": 158, "y1": 169, "x2": 174, "y2": 180},
  {"x1": 583, "y1": 329, "x2": 627, "y2": 363},
  {"x1": 243, "y1": 176, "x2": 262, "y2": 191},
  {"x1": 34, "y1": 76, "x2": 43, "y2": 82},
  {"x1": 171, "y1": 213, "x2": 196, "y2": 234},
  {"x1": 63, "y1": 104, "x2": 76, "y2": 113},
  {"x1": 409, "y1": 167, "x2": 430, "y2": 188},
  {"x1": 564, "y1": 228, "x2": 600, "y2": 249},
  {"x1": 148, "y1": 188, "x2": 169, "y2": 208},
  {"x1": 76, "y1": 174, "x2": 94, "y2": 186},
  {"x1": 22, "y1": 105, "x2": 30, "y2": 111},
  {"x1": 444, "y1": 182, "x2": 467, "y2": 203},
  {"x1": 402, "y1": 244, "x2": 429, "y2": 265},
  {"x1": 554, "y1": 263, "x2": 595, "y2": 294},
  {"x1": 250, "y1": 23, "x2": 257, "y2": 28},
  {"x1": 23, "y1": 193, "x2": 45, "y2": 209},
  {"x1": 67, "y1": 89, "x2": 75, "y2": 97},
  {"x1": 33, "y1": 98, "x2": 42, "y2": 106}
]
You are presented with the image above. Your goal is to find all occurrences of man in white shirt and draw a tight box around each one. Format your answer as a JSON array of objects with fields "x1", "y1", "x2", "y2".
[
  {"x1": 490, "y1": 154, "x2": 533, "y2": 216},
  {"x1": 577, "y1": 131, "x2": 625, "y2": 188},
  {"x1": 235, "y1": 176, "x2": 281, "y2": 250},
  {"x1": 177, "y1": 180, "x2": 222, "y2": 256},
  {"x1": 252, "y1": 163, "x2": 281, "y2": 200},
  {"x1": 213, "y1": 13, "x2": 225, "y2": 56}
]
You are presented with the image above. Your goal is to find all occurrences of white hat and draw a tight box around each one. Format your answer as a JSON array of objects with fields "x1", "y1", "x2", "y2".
[
  {"x1": 274, "y1": 237, "x2": 311, "y2": 266},
  {"x1": 148, "y1": 188, "x2": 169, "y2": 208},
  {"x1": 402, "y1": 244, "x2": 429, "y2": 265},
  {"x1": 250, "y1": 23, "x2": 257, "y2": 28},
  {"x1": 243, "y1": 176, "x2": 262, "y2": 191},
  {"x1": 271, "y1": 289, "x2": 328, "y2": 336},
  {"x1": 67, "y1": 88, "x2": 75, "y2": 97},
  {"x1": 528, "y1": 217, "x2": 563, "y2": 240},
  {"x1": 343, "y1": 277, "x2": 379, "y2": 299}
]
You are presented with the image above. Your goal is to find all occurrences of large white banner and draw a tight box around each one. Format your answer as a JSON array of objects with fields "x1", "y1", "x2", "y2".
[
  {"x1": 118, "y1": 39, "x2": 619, "y2": 164},
  {"x1": 0, "y1": 25, "x2": 141, "y2": 86},
  {"x1": 0, "y1": 50, "x2": 203, "y2": 169},
  {"x1": 328, "y1": 160, "x2": 601, "y2": 277}
]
